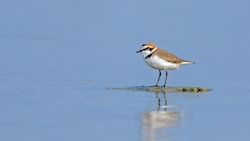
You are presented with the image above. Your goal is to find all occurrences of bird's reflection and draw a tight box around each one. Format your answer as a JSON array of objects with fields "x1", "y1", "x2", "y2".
[
  {"x1": 156, "y1": 92, "x2": 168, "y2": 111},
  {"x1": 142, "y1": 92, "x2": 180, "y2": 141}
]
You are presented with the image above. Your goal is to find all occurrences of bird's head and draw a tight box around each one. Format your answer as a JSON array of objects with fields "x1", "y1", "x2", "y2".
[{"x1": 136, "y1": 43, "x2": 158, "y2": 57}]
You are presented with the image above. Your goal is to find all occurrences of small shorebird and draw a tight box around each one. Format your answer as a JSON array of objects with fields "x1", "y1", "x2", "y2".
[{"x1": 136, "y1": 43, "x2": 194, "y2": 87}]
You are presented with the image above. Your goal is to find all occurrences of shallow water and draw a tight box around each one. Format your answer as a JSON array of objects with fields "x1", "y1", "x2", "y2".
[{"x1": 1, "y1": 0, "x2": 250, "y2": 141}]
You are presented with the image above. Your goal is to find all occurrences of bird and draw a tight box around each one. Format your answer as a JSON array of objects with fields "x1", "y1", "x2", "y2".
[{"x1": 136, "y1": 43, "x2": 194, "y2": 87}]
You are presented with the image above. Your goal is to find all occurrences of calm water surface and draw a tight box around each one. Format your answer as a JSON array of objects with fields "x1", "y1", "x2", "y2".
[{"x1": 1, "y1": 0, "x2": 250, "y2": 141}]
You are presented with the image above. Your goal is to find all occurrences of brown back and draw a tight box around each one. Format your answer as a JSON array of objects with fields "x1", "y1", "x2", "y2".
[{"x1": 154, "y1": 48, "x2": 192, "y2": 64}]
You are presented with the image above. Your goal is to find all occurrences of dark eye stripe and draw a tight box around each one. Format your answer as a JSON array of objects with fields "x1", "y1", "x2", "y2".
[
  {"x1": 140, "y1": 47, "x2": 148, "y2": 52},
  {"x1": 141, "y1": 47, "x2": 153, "y2": 52}
]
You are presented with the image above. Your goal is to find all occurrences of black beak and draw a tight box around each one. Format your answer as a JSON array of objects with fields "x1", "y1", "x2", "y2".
[{"x1": 136, "y1": 50, "x2": 141, "y2": 53}]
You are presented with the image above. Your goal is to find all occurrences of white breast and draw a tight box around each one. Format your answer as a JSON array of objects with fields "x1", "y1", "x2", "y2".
[{"x1": 144, "y1": 55, "x2": 180, "y2": 70}]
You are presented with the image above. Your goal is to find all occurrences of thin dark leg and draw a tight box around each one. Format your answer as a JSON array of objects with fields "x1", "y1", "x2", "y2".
[
  {"x1": 163, "y1": 71, "x2": 168, "y2": 87},
  {"x1": 155, "y1": 70, "x2": 161, "y2": 87}
]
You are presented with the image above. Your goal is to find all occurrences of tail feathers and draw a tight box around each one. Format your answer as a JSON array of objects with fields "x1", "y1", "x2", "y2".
[{"x1": 181, "y1": 61, "x2": 195, "y2": 65}]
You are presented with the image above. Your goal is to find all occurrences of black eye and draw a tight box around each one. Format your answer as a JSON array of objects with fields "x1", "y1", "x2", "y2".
[{"x1": 149, "y1": 48, "x2": 153, "y2": 51}]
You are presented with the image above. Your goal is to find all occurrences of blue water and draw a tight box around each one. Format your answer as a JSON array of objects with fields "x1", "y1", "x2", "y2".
[{"x1": 1, "y1": 0, "x2": 250, "y2": 141}]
